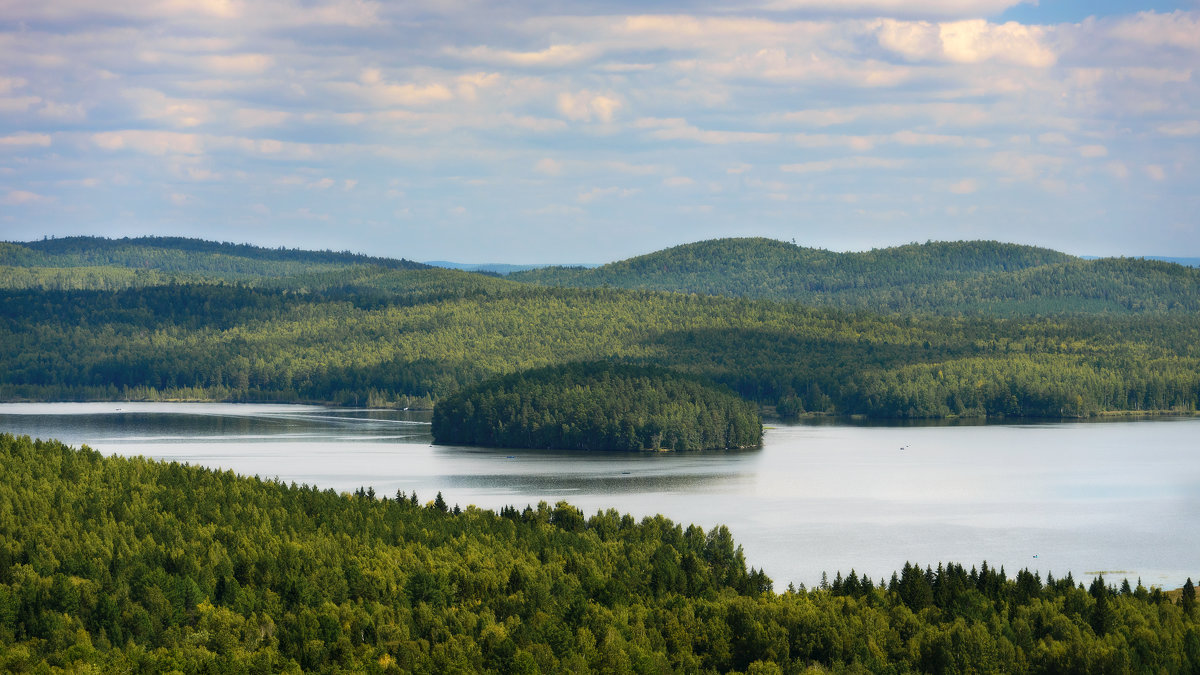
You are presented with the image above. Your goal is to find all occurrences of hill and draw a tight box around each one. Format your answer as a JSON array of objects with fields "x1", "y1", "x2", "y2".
[
  {"x1": 1, "y1": 236, "x2": 1198, "y2": 419},
  {"x1": 432, "y1": 362, "x2": 762, "y2": 451},
  {"x1": 0, "y1": 236, "x2": 429, "y2": 290},
  {"x1": 509, "y1": 238, "x2": 1200, "y2": 315},
  {"x1": 3, "y1": 432, "x2": 1198, "y2": 672}
]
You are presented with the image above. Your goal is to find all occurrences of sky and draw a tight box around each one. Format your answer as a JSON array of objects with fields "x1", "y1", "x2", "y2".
[{"x1": 1, "y1": 0, "x2": 1198, "y2": 263}]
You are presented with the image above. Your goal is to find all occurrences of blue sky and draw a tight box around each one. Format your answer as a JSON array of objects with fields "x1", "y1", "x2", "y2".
[{"x1": 1, "y1": 0, "x2": 1197, "y2": 263}]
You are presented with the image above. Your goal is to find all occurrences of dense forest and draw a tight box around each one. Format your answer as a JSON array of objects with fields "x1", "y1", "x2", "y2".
[
  {"x1": 2, "y1": 236, "x2": 1199, "y2": 419},
  {"x1": 2, "y1": 433, "x2": 1197, "y2": 673},
  {"x1": 509, "y1": 238, "x2": 1200, "y2": 316},
  {"x1": 431, "y1": 363, "x2": 762, "y2": 451}
]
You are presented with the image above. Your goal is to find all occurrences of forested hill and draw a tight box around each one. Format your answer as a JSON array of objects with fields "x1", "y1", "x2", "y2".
[
  {"x1": 3, "y1": 433, "x2": 1199, "y2": 672},
  {"x1": 509, "y1": 238, "x2": 1200, "y2": 315},
  {"x1": 0, "y1": 236, "x2": 428, "y2": 288}
]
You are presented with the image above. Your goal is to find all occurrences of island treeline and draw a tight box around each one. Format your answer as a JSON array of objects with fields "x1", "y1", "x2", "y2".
[
  {"x1": 2, "y1": 434, "x2": 1198, "y2": 673},
  {"x1": 431, "y1": 363, "x2": 762, "y2": 451}
]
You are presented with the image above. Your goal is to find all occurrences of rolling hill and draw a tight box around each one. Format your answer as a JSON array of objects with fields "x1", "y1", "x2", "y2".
[{"x1": 509, "y1": 238, "x2": 1200, "y2": 315}]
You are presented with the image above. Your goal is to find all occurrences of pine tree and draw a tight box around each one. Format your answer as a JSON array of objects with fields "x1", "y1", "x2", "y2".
[{"x1": 1183, "y1": 577, "x2": 1196, "y2": 615}]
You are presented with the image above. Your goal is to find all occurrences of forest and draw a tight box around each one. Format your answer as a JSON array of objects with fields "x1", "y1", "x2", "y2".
[
  {"x1": 431, "y1": 362, "x2": 762, "y2": 451},
  {"x1": 2, "y1": 433, "x2": 1198, "y2": 674},
  {"x1": 510, "y1": 238, "x2": 1200, "y2": 316},
  {"x1": 2, "y1": 237, "x2": 1200, "y2": 418}
]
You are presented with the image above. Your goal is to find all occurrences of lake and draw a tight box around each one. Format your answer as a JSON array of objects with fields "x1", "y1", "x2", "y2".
[{"x1": 2, "y1": 402, "x2": 1197, "y2": 590}]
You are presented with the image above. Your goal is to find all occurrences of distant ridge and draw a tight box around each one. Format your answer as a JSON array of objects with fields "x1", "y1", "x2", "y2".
[
  {"x1": 11, "y1": 236, "x2": 426, "y2": 270},
  {"x1": 423, "y1": 261, "x2": 597, "y2": 275},
  {"x1": 509, "y1": 237, "x2": 1200, "y2": 315}
]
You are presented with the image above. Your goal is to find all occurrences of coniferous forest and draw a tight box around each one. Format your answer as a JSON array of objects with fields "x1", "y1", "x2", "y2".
[
  {"x1": 3, "y1": 434, "x2": 1199, "y2": 674},
  {"x1": 431, "y1": 363, "x2": 762, "y2": 451},
  {"x1": 2, "y1": 236, "x2": 1200, "y2": 419},
  {"x1": 4, "y1": 237, "x2": 1200, "y2": 672}
]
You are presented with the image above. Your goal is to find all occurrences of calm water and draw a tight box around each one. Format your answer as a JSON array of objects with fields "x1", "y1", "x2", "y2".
[{"x1": 2, "y1": 402, "x2": 1198, "y2": 590}]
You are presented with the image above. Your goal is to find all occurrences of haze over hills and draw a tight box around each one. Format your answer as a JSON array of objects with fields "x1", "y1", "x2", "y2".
[{"x1": 509, "y1": 237, "x2": 1200, "y2": 315}]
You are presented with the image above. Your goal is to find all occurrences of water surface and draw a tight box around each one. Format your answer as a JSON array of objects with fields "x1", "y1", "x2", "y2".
[{"x1": 3, "y1": 402, "x2": 1197, "y2": 590}]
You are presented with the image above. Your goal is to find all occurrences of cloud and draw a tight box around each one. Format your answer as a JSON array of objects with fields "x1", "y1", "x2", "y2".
[
  {"x1": 447, "y1": 44, "x2": 600, "y2": 67},
  {"x1": 1156, "y1": 121, "x2": 1200, "y2": 137},
  {"x1": 578, "y1": 187, "x2": 640, "y2": 203},
  {"x1": 204, "y1": 53, "x2": 274, "y2": 74},
  {"x1": 1078, "y1": 145, "x2": 1107, "y2": 158},
  {"x1": 2, "y1": 190, "x2": 49, "y2": 205},
  {"x1": 988, "y1": 151, "x2": 1064, "y2": 182},
  {"x1": 93, "y1": 130, "x2": 205, "y2": 155},
  {"x1": 757, "y1": 0, "x2": 1028, "y2": 18},
  {"x1": 948, "y1": 178, "x2": 979, "y2": 194},
  {"x1": 1144, "y1": 164, "x2": 1167, "y2": 181},
  {"x1": 663, "y1": 176, "x2": 694, "y2": 187},
  {"x1": 876, "y1": 18, "x2": 1055, "y2": 67},
  {"x1": 779, "y1": 156, "x2": 908, "y2": 173},
  {"x1": 232, "y1": 108, "x2": 292, "y2": 128},
  {"x1": 1106, "y1": 10, "x2": 1200, "y2": 52},
  {"x1": 0, "y1": 133, "x2": 52, "y2": 148},
  {"x1": 558, "y1": 90, "x2": 622, "y2": 123},
  {"x1": 534, "y1": 158, "x2": 563, "y2": 175},
  {"x1": 637, "y1": 118, "x2": 780, "y2": 144}
]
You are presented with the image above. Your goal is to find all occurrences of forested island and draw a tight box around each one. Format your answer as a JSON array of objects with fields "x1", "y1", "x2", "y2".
[
  {"x1": 2, "y1": 236, "x2": 1199, "y2": 419},
  {"x1": 431, "y1": 363, "x2": 762, "y2": 451},
  {"x1": 2, "y1": 433, "x2": 1197, "y2": 673}
]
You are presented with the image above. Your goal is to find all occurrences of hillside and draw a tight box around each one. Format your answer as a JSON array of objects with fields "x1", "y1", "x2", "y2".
[
  {"x1": 2, "y1": 271, "x2": 1198, "y2": 418},
  {"x1": 0, "y1": 236, "x2": 428, "y2": 290},
  {"x1": 3, "y1": 433, "x2": 1198, "y2": 672},
  {"x1": 509, "y1": 238, "x2": 1200, "y2": 315}
]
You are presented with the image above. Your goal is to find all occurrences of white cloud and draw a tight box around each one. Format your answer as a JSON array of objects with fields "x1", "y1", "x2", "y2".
[
  {"x1": 1107, "y1": 10, "x2": 1200, "y2": 52},
  {"x1": 578, "y1": 187, "x2": 640, "y2": 203},
  {"x1": 1144, "y1": 164, "x2": 1167, "y2": 181},
  {"x1": 1105, "y1": 161, "x2": 1130, "y2": 179},
  {"x1": 447, "y1": 44, "x2": 600, "y2": 67},
  {"x1": 948, "y1": 178, "x2": 978, "y2": 194},
  {"x1": 637, "y1": 118, "x2": 779, "y2": 144},
  {"x1": 558, "y1": 90, "x2": 622, "y2": 123},
  {"x1": 876, "y1": 18, "x2": 1055, "y2": 67},
  {"x1": 1156, "y1": 121, "x2": 1200, "y2": 137},
  {"x1": 989, "y1": 151, "x2": 1064, "y2": 182},
  {"x1": 204, "y1": 53, "x2": 273, "y2": 75},
  {"x1": 663, "y1": 176, "x2": 694, "y2": 187},
  {"x1": 1078, "y1": 144, "x2": 1107, "y2": 158},
  {"x1": 0, "y1": 133, "x2": 52, "y2": 147},
  {"x1": 232, "y1": 108, "x2": 292, "y2": 128},
  {"x1": 2, "y1": 190, "x2": 49, "y2": 205},
  {"x1": 780, "y1": 156, "x2": 907, "y2": 173},
  {"x1": 727, "y1": 163, "x2": 752, "y2": 174},
  {"x1": 758, "y1": 0, "x2": 1027, "y2": 17},
  {"x1": 93, "y1": 130, "x2": 205, "y2": 155},
  {"x1": 534, "y1": 158, "x2": 563, "y2": 176}
]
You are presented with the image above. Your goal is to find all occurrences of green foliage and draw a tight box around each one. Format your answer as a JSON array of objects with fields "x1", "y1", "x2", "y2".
[
  {"x1": 432, "y1": 362, "x2": 762, "y2": 450},
  {"x1": 2, "y1": 276, "x2": 1199, "y2": 418},
  {"x1": 510, "y1": 237, "x2": 1200, "y2": 316},
  {"x1": 2, "y1": 433, "x2": 1198, "y2": 673},
  {"x1": 2, "y1": 236, "x2": 1200, "y2": 419}
]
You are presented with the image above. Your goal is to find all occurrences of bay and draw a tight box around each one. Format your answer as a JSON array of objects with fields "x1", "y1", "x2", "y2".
[{"x1": 2, "y1": 401, "x2": 1197, "y2": 590}]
